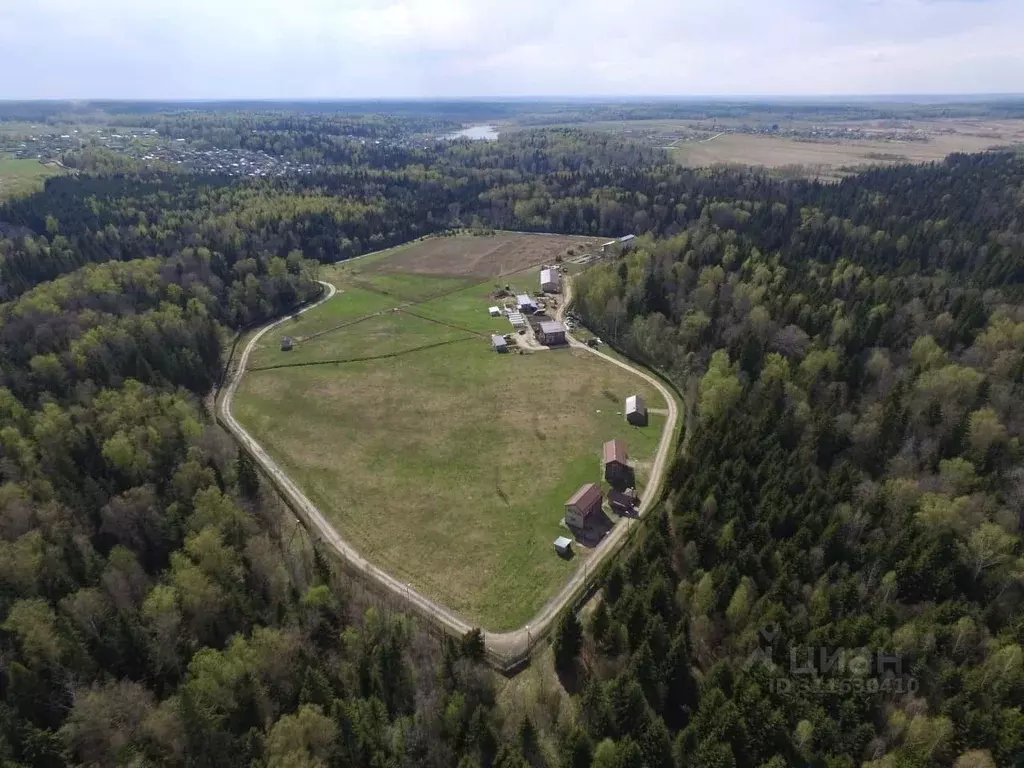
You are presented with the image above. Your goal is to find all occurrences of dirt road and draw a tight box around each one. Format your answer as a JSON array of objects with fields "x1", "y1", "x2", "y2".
[{"x1": 218, "y1": 276, "x2": 680, "y2": 670}]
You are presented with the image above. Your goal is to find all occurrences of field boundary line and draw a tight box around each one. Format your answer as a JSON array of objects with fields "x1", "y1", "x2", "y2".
[{"x1": 247, "y1": 335, "x2": 477, "y2": 372}]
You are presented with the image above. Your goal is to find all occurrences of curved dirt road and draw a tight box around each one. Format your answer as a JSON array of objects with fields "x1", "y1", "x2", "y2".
[{"x1": 219, "y1": 276, "x2": 680, "y2": 669}]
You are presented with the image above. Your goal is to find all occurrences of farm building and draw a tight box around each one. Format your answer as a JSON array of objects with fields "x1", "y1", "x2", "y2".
[
  {"x1": 491, "y1": 334, "x2": 509, "y2": 353},
  {"x1": 609, "y1": 488, "x2": 637, "y2": 514},
  {"x1": 601, "y1": 234, "x2": 638, "y2": 257},
  {"x1": 281, "y1": 336, "x2": 295, "y2": 352},
  {"x1": 553, "y1": 536, "x2": 573, "y2": 556},
  {"x1": 538, "y1": 320, "x2": 567, "y2": 346},
  {"x1": 517, "y1": 294, "x2": 538, "y2": 313},
  {"x1": 488, "y1": 306, "x2": 501, "y2": 317},
  {"x1": 565, "y1": 482, "x2": 602, "y2": 529},
  {"x1": 508, "y1": 311, "x2": 527, "y2": 328},
  {"x1": 603, "y1": 439, "x2": 634, "y2": 488},
  {"x1": 540, "y1": 268, "x2": 560, "y2": 293},
  {"x1": 626, "y1": 395, "x2": 648, "y2": 426}
]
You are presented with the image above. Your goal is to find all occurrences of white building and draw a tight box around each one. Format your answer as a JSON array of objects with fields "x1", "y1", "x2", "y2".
[
  {"x1": 540, "y1": 268, "x2": 560, "y2": 293},
  {"x1": 516, "y1": 294, "x2": 537, "y2": 313},
  {"x1": 626, "y1": 394, "x2": 648, "y2": 426},
  {"x1": 488, "y1": 306, "x2": 501, "y2": 317}
]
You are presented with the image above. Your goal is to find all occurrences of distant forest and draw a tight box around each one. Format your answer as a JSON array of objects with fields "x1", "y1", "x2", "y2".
[
  {"x1": 0, "y1": 111, "x2": 1022, "y2": 767},
  {"x1": 3, "y1": 96, "x2": 1024, "y2": 128}
]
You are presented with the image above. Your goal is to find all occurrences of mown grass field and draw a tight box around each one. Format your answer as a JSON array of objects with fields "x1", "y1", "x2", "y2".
[
  {"x1": 0, "y1": 158, "x2": 65, "y2": 199},
  {"x1": 233, "y1": 234, "x2": 670, "y2": 629}
]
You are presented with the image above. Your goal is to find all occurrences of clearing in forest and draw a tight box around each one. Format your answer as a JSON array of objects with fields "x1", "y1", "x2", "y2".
[
  {"x1": 0, "y1": 158, "x2": 66, "y2": 199},
  {"x1": 233, "y1": 233, "x2": 671, "y2": 630}
]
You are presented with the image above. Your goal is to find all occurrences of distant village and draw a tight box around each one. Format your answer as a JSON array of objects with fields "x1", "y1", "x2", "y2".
[{"x1": 0, "y1": 127, "x2": 316, "y2": 177}]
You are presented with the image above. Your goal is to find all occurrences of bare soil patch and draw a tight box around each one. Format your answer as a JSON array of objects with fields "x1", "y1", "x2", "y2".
[{"x1": 363, "y1": 233, "x2": 605, "y2": 278}]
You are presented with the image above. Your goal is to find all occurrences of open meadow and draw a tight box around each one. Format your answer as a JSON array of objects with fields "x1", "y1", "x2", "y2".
[
  {"x1": 233, "y1": 234, "x2": 671, "y2": 629},
  {"x1": 527, "y1": 116, "x2": 1024, "y2": 179},
  {"x1": 670, "y1": 123, "x2": 1024, "y2": 178},
  {"x1": 0, "y1": 157, "x2": 66, "y2": 199}
]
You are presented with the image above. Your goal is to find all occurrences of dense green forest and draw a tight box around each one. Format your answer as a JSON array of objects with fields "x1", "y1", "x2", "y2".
[{"x1": 1, "y1": 115, "x2": 1023, "y2": 766}]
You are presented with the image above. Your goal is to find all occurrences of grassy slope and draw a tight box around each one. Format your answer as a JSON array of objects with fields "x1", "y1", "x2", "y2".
[{"x1": 234, "y1": 322, "x2": 664, "y2": 629}]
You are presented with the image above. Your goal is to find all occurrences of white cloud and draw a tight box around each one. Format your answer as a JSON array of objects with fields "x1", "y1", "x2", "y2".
[{"x1": 0, "y1": 0, "x2": 1021, "y2": 98}]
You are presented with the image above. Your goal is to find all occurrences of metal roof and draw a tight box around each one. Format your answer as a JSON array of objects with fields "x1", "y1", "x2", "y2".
[
  {"x1": 539, "y1": 320, "x2": 565, "y2": 335},
  {"x1": 566, "y1": 482, "x2": 602, "y2": 513},
  {"x1": 540, "y1": 268, "x2": 558, "y2": 285},
  {"x1": 626, "y1": 395, "x2": 646, "y2": 413},
  {"x1": 603, "y1": 439, "x2": 628, "y2": 465},
  {"x1": 516, "y1": 294, "x2": 535, "y2": 305},
  {"x1": 619, "y1": 234, "x2": 637, "y2": 242},
  {"x1": 508, "y1": 312, "x2": 526, "y2": 327},
  {"x1": 554, "y1": 536, "x2": 573, "y2": 549},
  {"x1": 491, "y1": 334, "x2": 507, "y2": 346}
]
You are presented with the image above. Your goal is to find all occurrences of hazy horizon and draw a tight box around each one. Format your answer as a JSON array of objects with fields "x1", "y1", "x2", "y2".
[{"x1": 2, "y1": 0, "x2": 1023, "y2": 100}]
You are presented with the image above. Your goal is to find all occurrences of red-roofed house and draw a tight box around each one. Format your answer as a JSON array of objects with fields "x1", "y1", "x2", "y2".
[
  {"x1": 603, "y1": 439, "x2": 634, "y2": 488},
  {"x1": 564, "y1": 483, "x2": 602, "y2": 529}
]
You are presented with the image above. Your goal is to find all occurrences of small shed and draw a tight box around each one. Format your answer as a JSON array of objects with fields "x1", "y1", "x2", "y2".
[
  {"x1": 554, "y1": 536, "x2": 573, "y2": 557},
  {"x1": 626, "y1": 395, "x2": 648, "y2": 426},
  {"x1": 488, "y1": 306, "x2": 501, "y2": 317},
  {"x1": 618, "y1": 234, "x2": 637, "y2": 252},
  {"x1": 609, "y1": 488, "x2": 637, "y2": 514},
  {"x1": 508, "y1": 311, "x2": 527, "y2": 328},
  {"x1": 603, "y1": 439, "x2": 634, "y2": 488},
  {"x1": 516, "y1": 294, "x2": 537, "y2": 313},
  {"x1": 281, "y1": 336, "x2": 295, "y2": 352},
  {"x1": 491, "y1": 334, "x2": 509, "y2": 353},
  {"x1": 540, "y1": 268, "x2": 560, "y2": 293},
  {"x1": 565, "y1": 483, "x2": 602, "y2": 529},
  {"x1": 538, "y1": 320, "x2": 567, "y2": 346}
]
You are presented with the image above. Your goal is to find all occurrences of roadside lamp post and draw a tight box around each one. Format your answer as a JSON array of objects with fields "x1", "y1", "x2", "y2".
[{"x1": 526, "y1": 625, "x2": 531, "y2": 650}]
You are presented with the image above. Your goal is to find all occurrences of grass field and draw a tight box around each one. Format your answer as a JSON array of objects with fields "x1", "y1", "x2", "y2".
[
  {"x1": 0, "y1": 158, "x2": 65, "y2": 199},
  {"x1": 518, "y1": 116, "x2": 1024, "y2": 179},
  {"x1": 669, "y1": 127, "x2": 1020, "y2": 178},
  {"x1": 233, "y1": 234, "x2": 671, "y2": 629}
]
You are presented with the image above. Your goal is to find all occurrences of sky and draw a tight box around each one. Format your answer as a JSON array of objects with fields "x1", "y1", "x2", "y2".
[{"x1": 1, "y1": 0, "x2": 1022, "y2": 99}]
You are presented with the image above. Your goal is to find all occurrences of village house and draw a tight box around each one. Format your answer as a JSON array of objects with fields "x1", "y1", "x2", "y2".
[
  {"x1": 564, "y1": 483, "x2": 602, "y2": 529},
  {"x1": 626, "y1": 394, "x2": 648, "y2": 426},
  {"x1": 538, "y1": 320, "x2": 567, "y2": 346},
  {"x1": 603, "y1": 439, "x2": 634, "y2": 488}
]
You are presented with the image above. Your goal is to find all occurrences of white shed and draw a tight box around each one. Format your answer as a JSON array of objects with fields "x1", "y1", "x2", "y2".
[
  {"x1": 554, "y1": 536, "x2": 573, "y2": 556},
  {"x1": 626, "y1": 394, "x2": 648, "y2": 426},
  {"x1": 516, "y1": 294, "x2": 537, "y2": 313},
  {"x1": 488, "y1": 306, "x2": 501, "y2": 317},
  {"x1": 540, "y1": 268, "x2": 560, "y2": 293}
]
